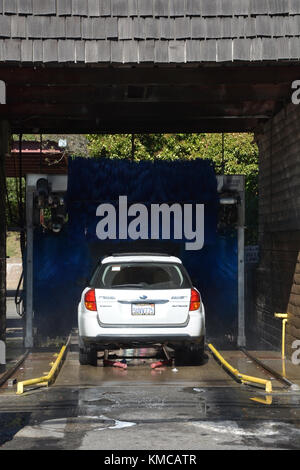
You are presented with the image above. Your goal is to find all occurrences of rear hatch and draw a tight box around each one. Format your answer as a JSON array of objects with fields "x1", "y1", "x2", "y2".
[
  {"x1": 90, "y1": 259, "x2": 192, "y2": 327},
  {"x1": 95, "y1": 288, "x2": 191, "y2": 326}
]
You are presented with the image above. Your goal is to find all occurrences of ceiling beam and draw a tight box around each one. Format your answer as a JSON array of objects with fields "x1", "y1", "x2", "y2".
[
  {"x1": 7, "y1": 83, "x2": 291, "y2": 104},
  {"x1": 11, "y1": 117, "x2": 262, "y2": 134},
  {"x1": 0, "y1": 64, "x2": 299, "y2": 86},
  {"x1": 0, "y1": 101, "x2": 276, "y2": 120}
]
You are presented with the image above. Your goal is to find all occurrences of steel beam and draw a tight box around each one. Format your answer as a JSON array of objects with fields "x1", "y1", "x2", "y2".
[
  {"x1": 24, "y1": 183, "x2": 34, "y2": 348},
  {"x1": 0, "y1": 64, "x2": 299, "y2": 86},
  {"x1": 237, "y1": 178, "x2": 246, "y2": 347},
  {"x1": 0, "y1": 120, "x2": 10, "y2": 373}
]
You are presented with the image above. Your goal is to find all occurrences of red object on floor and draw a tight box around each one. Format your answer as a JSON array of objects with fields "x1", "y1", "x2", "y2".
[
  {"x1": 150, "y1": 359, "x2": 172, "y2": 369},
  {"x1": 103, "y1": 359, "x2": 127, "y2": 369}
]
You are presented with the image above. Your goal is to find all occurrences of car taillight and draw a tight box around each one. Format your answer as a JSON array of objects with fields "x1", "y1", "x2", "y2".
[
  {"x1": 84, "y1": 289, "x2": 97, "y2": 311},
  {"x1": 189, "y1": 288, "x2": 201, "y2": 311}
]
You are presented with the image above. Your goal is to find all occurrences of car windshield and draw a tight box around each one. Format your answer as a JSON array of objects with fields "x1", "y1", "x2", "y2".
[{"x1": 90, "y1": 262, "x2": 192, "y2": 290}]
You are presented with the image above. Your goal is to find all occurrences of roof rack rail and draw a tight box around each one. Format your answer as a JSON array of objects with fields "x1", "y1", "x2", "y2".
[{"x1": 110, "y1": 252, "x2": 171, "y2": 257}]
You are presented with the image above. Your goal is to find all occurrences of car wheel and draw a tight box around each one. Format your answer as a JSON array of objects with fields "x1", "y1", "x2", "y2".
[
  {"x1": 176, "y1": 339, "x2": 205, "y2": 365},
  {"x1": 187, "y1": 341, "x2": 205, "y2": 364},
  {"x1": 79, "y1": 347, "x2": 98, "y2": 366}
]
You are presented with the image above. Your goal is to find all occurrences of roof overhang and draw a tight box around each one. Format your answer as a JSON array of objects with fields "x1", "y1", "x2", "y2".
[{"x1": 0, "y1": 62, "x2": 298, "y2": 134}]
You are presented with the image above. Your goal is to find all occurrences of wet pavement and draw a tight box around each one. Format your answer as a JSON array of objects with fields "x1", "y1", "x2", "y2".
[
  {"x1": 1, "y1": 341, "x2": 300, "y2": 450},
  {"x1": 0, "y1": 296, "x2": 25, "y2": 388}
]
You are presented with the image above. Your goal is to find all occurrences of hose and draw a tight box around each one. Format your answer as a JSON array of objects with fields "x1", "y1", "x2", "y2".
[{"x1": 14, "y1": 269, "x2": 24, "y2": 318}]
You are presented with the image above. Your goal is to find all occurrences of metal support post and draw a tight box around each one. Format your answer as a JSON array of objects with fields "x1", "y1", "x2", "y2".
[
  {"x1": 25, "y1": 183, "x2": 34, "y2": 348},
  {"x1": 237, "y1": 179, "x2": 246, "y2": 347},
  {"x1": 0, "y1": 120, "x2": 10, "y2": 373},
  {"x1": 274, "y1": 313, "x2": 288, "y2": 360}
]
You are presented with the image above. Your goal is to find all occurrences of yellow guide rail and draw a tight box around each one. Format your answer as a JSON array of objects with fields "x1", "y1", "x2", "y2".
[
  {"x1": 16, "y1": 342, "x2": 68, "y2": 395},
  {"x1": 208, "y1": 343, "x2": 272, "y2": 393}
]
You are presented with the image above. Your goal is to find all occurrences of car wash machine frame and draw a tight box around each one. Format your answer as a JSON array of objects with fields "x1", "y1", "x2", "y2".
[{"x1": 23, "y1": 173, "x2": 245, "y2": 348}]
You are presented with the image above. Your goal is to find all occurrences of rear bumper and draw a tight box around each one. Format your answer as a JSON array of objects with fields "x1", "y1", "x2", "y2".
[
  {"x1": 80, "y1": 334, "x2": 203, "y2": 344},
  {"x1": 78, "y1": 306, "x2": 205, "y2": 349},
  {"x1": 81, "y1": 334, "x2": 204, "y2": 349}
]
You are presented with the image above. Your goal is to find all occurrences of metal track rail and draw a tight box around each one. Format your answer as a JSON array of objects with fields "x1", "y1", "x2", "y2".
[
  {"x1": 209, "y1": 343, "x2": 300, "y2": 393},
  {"x1": 208, "y1": 343, "x2": 273, "y2": 393},
  {"x1": 0, "y1": 350, "x2": 29, "y2": 387},
  {"x1": 240, "y1": 348, "x2": 299, "y2": 390}
]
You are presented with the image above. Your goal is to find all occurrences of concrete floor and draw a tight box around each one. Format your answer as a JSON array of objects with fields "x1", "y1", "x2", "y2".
[
  {"x1": 1, "y1": 337, "x2": 300, "y2": 450},
  {"x1": 6, "y1": 261, "x2": 22, "y2": 293},
  {"x1": 4, "y1": 254, "x2": 300, "y2": 450}
]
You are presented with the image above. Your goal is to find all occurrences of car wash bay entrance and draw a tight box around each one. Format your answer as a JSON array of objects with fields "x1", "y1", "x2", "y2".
[
  {"x1": 1, "y1": 62, "x2": 299, "y2": 359},
  {"x1": 24, "y1": 168, "x2": 244, "y2": 350},
  {"x1": 3, "y1": 4, "x2": 300, "y2": 451},
  {"x1": 2, "y1": 3, "x2": 300, "y2": 365}
]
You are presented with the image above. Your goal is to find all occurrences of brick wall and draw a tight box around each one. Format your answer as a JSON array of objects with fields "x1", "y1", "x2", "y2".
[{"x1": 255, "y1": 102, "x2": 300, "y2": 356}]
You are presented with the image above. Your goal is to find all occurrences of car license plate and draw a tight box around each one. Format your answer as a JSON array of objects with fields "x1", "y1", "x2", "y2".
[{"x1": 131, "y1": 304, "x2": 155, "y2": 316}]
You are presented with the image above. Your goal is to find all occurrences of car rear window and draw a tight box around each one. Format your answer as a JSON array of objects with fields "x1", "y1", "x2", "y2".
[{"x1": 90, "y1": 262, "x2": 192, "y2": 290}]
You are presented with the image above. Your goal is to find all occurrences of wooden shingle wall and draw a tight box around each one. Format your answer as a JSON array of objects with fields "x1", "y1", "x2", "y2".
[
  {"x1": 0, "y1": 0, "x2": 299, "y2": 63},
  {"x1": 255, "y1": 102, "x2": 300, "y2": 355}
]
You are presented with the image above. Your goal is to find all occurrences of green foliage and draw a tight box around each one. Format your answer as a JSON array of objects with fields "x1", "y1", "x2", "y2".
[
  {"x1": 86, "y1": 133, "x2": 257, "y2": 179},
  {"x1": 87, "y1": 133, "x2": 259, "y2": 243},
  {"x1": 7, "y1": 231, "x2": 21, "y2": 259},
  {"x1": 5, "y1": 177, "x2": 25, "y2": 228},
  {"x1": 87, "y1": 133, "x2": 167, "y2": 160}
]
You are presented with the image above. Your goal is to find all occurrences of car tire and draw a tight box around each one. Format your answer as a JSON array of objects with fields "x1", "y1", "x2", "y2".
[
  {"x1": 176, "y1": 339, "x2": 205, "y2": 366},
  {"x1": 187, "y1": 341, "x2": 205, "y2": 364},
  {"x1": 79, "y1": 347, "x2": 98, "y2": 366}
]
